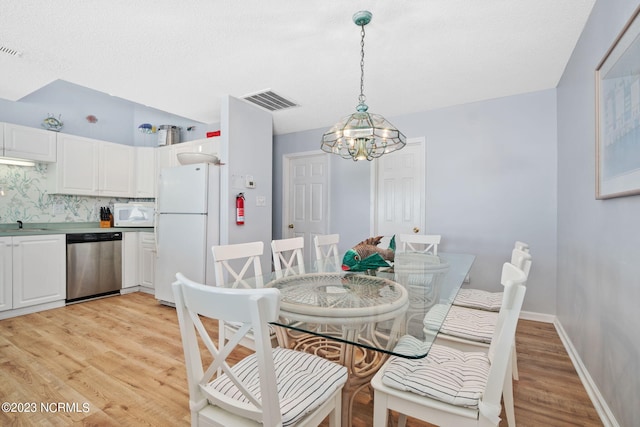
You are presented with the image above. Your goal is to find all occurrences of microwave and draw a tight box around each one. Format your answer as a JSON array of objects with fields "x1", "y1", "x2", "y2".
[{"x1": 113, "y1": 202, "x2": 155, "y2": 227}]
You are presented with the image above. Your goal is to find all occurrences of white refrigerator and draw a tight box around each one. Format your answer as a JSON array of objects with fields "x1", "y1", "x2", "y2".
[{"x1": 154, "y1": 163, "x2": 220, "y2": 305}]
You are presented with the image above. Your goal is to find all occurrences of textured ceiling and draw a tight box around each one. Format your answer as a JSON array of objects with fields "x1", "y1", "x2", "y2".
[{"x1": 0, "y1": 0, "x2": 595, "y2": 135}]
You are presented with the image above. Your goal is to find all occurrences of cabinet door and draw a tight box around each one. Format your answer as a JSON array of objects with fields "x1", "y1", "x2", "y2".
[
  {"x1": 135, "y1": 147, "x2": 157, "y2": 198},
  {"x1": 100, "y1": 142, "x2": 135, "y2": 197},
  {"x1": 139, "y1": 233, "x2": 156, "y2": 289},
  {"x1": 2, "y1": 122, "x2": 57, "y2": 162},
  {"x1": 122, "y1": 232, "x2": 139, "y2": 288},
  {"x1": 12, "y1": 235, "x2": 66, "y2": 309},
  {"x1": 157, "y1": 144, "x2": 177, "y2": 171},
  {"x1": 52, "y1": 134, "x2": 100, "y2": 195},
  {"x1": 0, "y1": 237, "x2": 12, "y2": 312}
]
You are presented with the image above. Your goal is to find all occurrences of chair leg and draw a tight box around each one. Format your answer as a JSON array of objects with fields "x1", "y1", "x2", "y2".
[
  {"x1": 503, "y1": 358, "x2": 516, "y2": 427},
  {"x1": 373, "y1": 390, "x2": 389, "y2": 427},
  {"x1": 328, "y1": 392, "x2": 341, "y2": 427},
  {"x1": 511, "y1": 342, "x2": 519, "y2": 381}
]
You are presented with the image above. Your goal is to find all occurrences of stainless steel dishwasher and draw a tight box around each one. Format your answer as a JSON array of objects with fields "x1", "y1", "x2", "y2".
[{"x1": 66, "y1": 232, "x2": 122, "y2": 303}]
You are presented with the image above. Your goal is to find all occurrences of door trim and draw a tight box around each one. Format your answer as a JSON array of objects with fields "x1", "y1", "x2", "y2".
[
  {"x1": 282, "y1": 150, "x2": 331, "y2": 239},
  {"x1": 369, "y1": 137, "x2": 426, "y2": 236}
]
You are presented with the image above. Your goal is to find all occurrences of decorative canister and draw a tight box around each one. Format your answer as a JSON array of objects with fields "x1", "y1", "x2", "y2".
[{"x1": 157, "y1": 125, "x2": 181, "y2": 146}]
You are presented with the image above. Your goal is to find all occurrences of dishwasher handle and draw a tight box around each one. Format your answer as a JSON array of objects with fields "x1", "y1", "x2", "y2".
[{"x1": 67, "y1": 232, "x2": 122, "y2": 244}]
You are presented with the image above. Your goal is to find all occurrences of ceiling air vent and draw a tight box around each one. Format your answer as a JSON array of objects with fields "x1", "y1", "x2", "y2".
[
  {"x1": 0, "y1": 45, "x2": 22, "y2": 57},
  {"x1": 243, "y1": 90, "x2": 299, "y2": 112}
]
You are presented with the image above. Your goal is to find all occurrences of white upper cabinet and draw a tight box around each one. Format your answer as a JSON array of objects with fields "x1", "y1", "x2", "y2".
[
  {"x1": 48, "y1": 134, "x2": 135, "y2": 197},
  {"x1": 135, "y1": 147, "x2": 157, "y2": 198},
  {"x1": 99, "y1": 141, "x2": 135, "y2": 197},
  {"x1": 1, "y1": 122, "x2": 57, "y2": 162}
]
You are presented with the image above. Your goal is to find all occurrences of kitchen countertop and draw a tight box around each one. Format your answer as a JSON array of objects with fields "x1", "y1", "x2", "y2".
[{"x1": 0, "y1": 222, "x2": 154, "y2": 237}]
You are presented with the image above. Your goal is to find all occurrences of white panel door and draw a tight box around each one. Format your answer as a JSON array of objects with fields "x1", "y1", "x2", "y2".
[
  {"x1": 286, "y1": 153, "x2": 329, "y2": 263},
  {"x1": 373, "y1": 139, "x2": 425, "y2": 239}
]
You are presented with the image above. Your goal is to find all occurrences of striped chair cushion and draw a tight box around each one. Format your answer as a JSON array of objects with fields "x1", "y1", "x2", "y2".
[
  {"x1": 205, "y1": 347, "x2": 347, "y2": 426},
  {"x1": 423, "y1": 305, "x2": 498, "y2": 343},
  {"x1": 422, "y1": 303, "x2": 450, "y2": 332},
  {"x1": 381, "y1": 342, "x2": 490, "y2": 408},
  {"x1": 453, "y1": 288, "x2": 503, "y2": 311}
]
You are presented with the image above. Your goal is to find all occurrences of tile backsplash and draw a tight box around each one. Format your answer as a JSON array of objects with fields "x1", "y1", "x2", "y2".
[{"x1": 0, "y1": 164, "x2": 141, "y2": 224}]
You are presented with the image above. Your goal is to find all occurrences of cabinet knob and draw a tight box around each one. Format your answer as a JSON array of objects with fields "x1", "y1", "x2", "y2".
[
  {"x1": 288, "y1": 224, "x2": 294, "y2": 229},
  {"x1": 413, "y1": 227, "x2": 420, "y2": 233}
]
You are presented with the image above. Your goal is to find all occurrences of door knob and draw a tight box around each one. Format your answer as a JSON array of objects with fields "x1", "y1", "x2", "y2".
[
  {"x1": 288, "y1": 224, "x2": 294, "y2": 229},
  {"x1": 413, "y1": 227, "x2": 420, "y2": 233}
]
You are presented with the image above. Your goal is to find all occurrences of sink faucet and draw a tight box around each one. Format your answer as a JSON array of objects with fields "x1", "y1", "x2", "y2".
[{"x1": 17, "y1": 220, "x2": 23, "y2": 229}]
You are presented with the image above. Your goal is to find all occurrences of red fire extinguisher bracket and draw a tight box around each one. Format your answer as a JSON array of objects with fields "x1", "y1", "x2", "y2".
[{"x1": 236, "y1": 193, "x2": 245, "y2": 225}]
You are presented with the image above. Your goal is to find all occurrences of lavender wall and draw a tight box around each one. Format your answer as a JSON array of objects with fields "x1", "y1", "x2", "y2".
[
  {"x1": 557, "y1": 1, "x2": 640, "y2": 425},
  {"x1": 274, "y1": 89, "x2": 558, "y2": 316},
  {"x1": 0, "y1": 80, "x2": 219, "y2": 146}
]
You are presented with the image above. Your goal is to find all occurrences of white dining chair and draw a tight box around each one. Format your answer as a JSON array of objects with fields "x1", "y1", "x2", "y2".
[
  {"x1": 172, "y1": 273, "x2": 347, "y2": 427},
  {"x1": 371, "y1": 262, "x2": 527, "y2": 427},
  {"x1": 397, "y1": 234, "x2": 441, "y2": 255},
  {"x1": 394, "y1": 252, "x2": 449, "y2": 335},
  {"x1": 271, "y1": 237, "x2": 305, "y2": 276},
  {"x1": 424, "y1": 248, "x2": 531, "y2": 382},
  {"x1": 313, "y1": 234, "x2": 340, "y2": 271},
  {"x1": 515, "y1": 240, "x2": 530, "y2": 252},
  {"x1": 212, "y1": 241, "x2": 264, "y2": 289},
  {"x1": 211, "y1": 241, "x2": 277, "y2": 349},
  {"x1": 453, "y1": 247, "x2": 532, "y2": 312}
]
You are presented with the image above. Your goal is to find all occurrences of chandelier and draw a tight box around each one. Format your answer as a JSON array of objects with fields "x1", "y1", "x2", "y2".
[{"x1": 321, "y1": 10, "x2": 406, "y2": 161}]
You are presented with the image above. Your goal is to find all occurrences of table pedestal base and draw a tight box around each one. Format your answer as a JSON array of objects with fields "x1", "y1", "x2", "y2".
[{"x1": 291, "y1": 333, "x2": 388, "y2": 427}]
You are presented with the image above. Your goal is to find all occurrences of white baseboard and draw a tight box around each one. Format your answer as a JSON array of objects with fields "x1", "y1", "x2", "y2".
[
  {"x1": 520, "y1": 310, "x2": 555, "y2": 323},
  {"x1": 0, "y1": 300, "x2": 65, "y2": 320},
  {"x1": 553, "y1": 319, "x2": 620, "y2": 427}
]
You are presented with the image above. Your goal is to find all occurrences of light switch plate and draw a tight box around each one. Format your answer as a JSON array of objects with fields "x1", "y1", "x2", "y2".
[{"x1": 256, "y1": 196, "x2": 266, "y2": 206}]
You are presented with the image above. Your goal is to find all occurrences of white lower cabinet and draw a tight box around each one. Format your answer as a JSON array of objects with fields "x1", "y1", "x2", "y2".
[
  {"x1": 0, "y1": 237, "x2": 12, "y2": 311},
  {"x1": 122, "y1": 232, "x2": 139, "y2": 289},
  {"x1": 0, "y1": 235, "x2": 66, "y2": 313},
  {"x1": 139, "y1": 233, "x2": 156, "y2": 290},
  {"x1": 121, "y1": 232, "x2": 156, "y2": 293}
]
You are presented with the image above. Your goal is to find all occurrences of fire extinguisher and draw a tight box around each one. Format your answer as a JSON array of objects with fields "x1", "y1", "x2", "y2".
[{"x1": 236, "y1": 193, "x2": 245, "y2": 225}]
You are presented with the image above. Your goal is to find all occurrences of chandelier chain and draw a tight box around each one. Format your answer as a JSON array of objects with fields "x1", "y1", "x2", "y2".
[{"x1": 359, "y1": 24, "x2": 366, "y2": 105}]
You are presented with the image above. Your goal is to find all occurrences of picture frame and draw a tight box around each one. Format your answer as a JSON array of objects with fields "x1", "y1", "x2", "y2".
[{"x1": 595, "y1": 5, "x2": 640, "y2": 199}]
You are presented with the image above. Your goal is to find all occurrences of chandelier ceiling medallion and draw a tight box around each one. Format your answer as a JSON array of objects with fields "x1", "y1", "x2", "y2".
[{"x1": 321, "y1": 10, "x2": 406, "y2": 161}]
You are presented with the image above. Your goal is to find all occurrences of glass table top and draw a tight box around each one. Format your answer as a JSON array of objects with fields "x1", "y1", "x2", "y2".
[{"x1": 223, "y1": 252, "x2": 475, "y2": 358}]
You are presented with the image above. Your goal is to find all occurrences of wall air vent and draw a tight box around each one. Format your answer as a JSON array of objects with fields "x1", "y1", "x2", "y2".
[
  {"x1": 242, "y1": 90, "x2": 299, "y2": 112},
  {"x1": 0, "y1": 45, "x2": 22, "y2": 57}
]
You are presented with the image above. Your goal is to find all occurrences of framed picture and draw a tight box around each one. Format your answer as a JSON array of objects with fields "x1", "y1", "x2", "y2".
[{"x1": 595, "y1": 5, "x2": 640, "y2": 199}]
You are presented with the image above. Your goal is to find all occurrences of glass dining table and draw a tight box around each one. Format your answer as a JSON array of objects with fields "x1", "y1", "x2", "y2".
[{"x1": 224, "y1": 251, "x2": 475, "y2": 427}]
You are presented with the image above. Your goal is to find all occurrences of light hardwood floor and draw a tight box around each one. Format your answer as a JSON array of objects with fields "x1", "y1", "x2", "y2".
[{"x1": 0, "y1": 292, "x2": 602, "y2": 426}]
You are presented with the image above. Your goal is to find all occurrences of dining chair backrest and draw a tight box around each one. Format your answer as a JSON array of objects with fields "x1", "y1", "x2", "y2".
[
  {"x1": 514, "y1": 240, "x2": 530, "y2": 253},
  {"x1": 211, "y1": 241, "x2": 264, "y2": 289},
  {"x1": 313, "y1": 234, "x2": 340, "y2": 267},
  {"x1": 510, "y1": 248, "x2": 532, "y2": 278},
  {"x1": 483, "y1": 263, "x2": 527, "y2": 420},
  {"x1": 398, "y1": 234, "x2": 441, "y2": 255},
  {"x1": 271, "y1": 237, "x2": 305, "y2": 276},
  {"x1": 172, "y1": 273, "x2": 282, "y2": 425}
]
